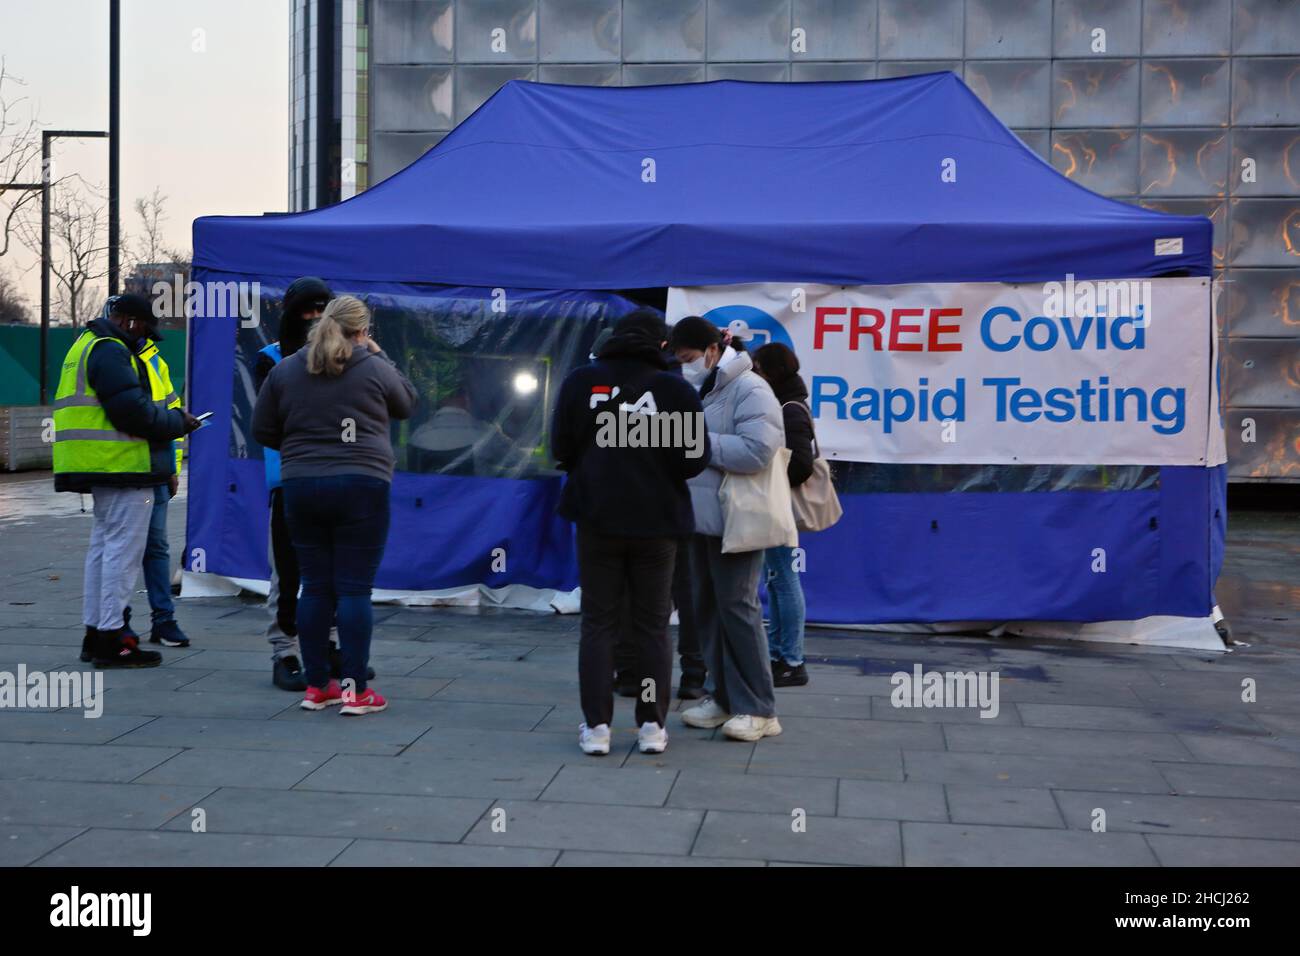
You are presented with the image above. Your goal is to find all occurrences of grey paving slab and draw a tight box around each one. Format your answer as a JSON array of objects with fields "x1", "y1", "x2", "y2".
[
  {"x1": 109, "y1": 715, "x2": 434, "y2": 755},
  {"x1": 836, "y1": 779, "x2": 949, "y2": 822},
  {"x1": 329, "y1": 839, "x2": 558, "y2": 867},
  {"x1": 465, "y1": 800, "x2": 704, "y2": 855},
  {"x1": 404, "y1": 727, "x2": 636, "y2": 765},
  {"x1": 1156, "y1": 761, "x2": 1300, "y2": 800},
  {"x1": 0, "y1": 712, "x2": 156, "y2": 745},
  {"x1": 0, "y1": 779, "x2": 212, "y2": 829},
  {"x1": 945, "y1": 785, "x2": 1065, "y2": 827},
  {"x1": 295, "y1": 754, "x2": 560, "y2": 799},
  {"x1": 624, "y1": 730, "x2": 758, "y2": 772},
  {"x1": 556, "y1": 850, "x2": 764, "y2": 867},
  {"x1": 0, "y1": 824, "x2": 85, "y2": 866},
  {"x1": 1054, "y1": 790, "x2": 1300, "y2": 839},
  {"x1": 769, "y1": 715, "x2": 947, "y2": 750},
  {"x1": 1017, "y1": 701, "x2": 1269, "y2": 736},
  {"x1": 161, "y1": 787, "x2": 491, "y2": 843},
  {"x1": 134, "y1": 748, "x2": 334, "y2": 789},
  {"x1": 668, "y1": 769, "x2": 837, "y2": 815},
  {"x1": 903, "y1": 750, "x2": 1173, "y2": 793},
  {"x1": 943, "y1": 724, "x2": 1193, "y2": 761},
  {"x1": 0, "y1": 742, "x2": 179, "y2": 783},
  {"x1": 98, "y1": 688, "x2": 295, "y2": 719},
  {"x1": 271, "y1": 697, "x2": 549, "y2": 731},
  {"x1": 540, "y1": 765, "x2": 677, "y2": 806},
  {"x1": 759, "y1": 691, "x2": 873, "y2": 720},
  {"x1": 747, "y1": 740, "x2": 905, "y2": 781},
  {"x1": 901, "y1": 822, "x2": 1157, "y2": 866},
  {"x1": 691, "y1": 809, "x2": 901, "y2": 866},
  {"x1": 1145, "y1": 833, "x2": 1300, "y2": 866},
  {"x1": 428, "y1": 676, "x2": 579, "y2": 705},
  {"x1": 1176, "y1": 733, "x2": 1300, "y2": 768},
  {"x1": 867, "y1": 695, "x2": 1023, "y2": 724},
  {"x1": 34, "y1": 829, "x2": 353, "y2": 867}
]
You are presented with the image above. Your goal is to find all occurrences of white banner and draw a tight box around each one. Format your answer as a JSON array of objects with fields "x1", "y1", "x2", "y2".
[{"x1": 668, "y1": 278, "x2": 1225, "y2": 466}]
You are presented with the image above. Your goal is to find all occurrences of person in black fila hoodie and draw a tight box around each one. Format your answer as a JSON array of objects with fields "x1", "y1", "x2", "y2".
[{"x1": 552, "y1": 309, "x2": 711, "y2": 757}]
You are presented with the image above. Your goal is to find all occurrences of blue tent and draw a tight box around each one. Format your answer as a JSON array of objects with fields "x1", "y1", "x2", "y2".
[{"x1": 189, "y1": 72, "x2": 1224, "y2": 624}]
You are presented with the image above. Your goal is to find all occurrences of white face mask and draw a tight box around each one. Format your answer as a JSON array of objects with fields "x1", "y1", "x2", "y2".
[{"x1": 680, "y1": 355, "x2": 709, "y2": 386}]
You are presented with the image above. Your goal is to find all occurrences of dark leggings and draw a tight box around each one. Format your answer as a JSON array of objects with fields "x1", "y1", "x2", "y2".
[{"x1": 282, "y1": 475, "x2": 391, "y2": 692}]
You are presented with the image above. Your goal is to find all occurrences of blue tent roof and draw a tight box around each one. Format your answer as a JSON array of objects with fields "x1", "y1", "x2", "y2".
[{"x1": 194, "y1": 72, "x2": 1212, "y2": 288}]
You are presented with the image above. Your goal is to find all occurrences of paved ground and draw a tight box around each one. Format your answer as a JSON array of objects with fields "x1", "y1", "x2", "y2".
[{"x1": 1, "y1": 472, "x2": 1298, "y2": 867}]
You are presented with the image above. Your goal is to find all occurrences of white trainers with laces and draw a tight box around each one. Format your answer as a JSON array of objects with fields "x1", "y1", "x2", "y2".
[
  {"x1": 722, "y1": 714, "x2": 783, "y2": 742},
  {"x1": 579, "y1": 722, "x2": 611, "y2": 755},
  {"x1": 681, "y1": 697, "x2": 730, "y2": 729},
  {"x1": 638, "y1": 721, "x2": 668, "y2": 754}
]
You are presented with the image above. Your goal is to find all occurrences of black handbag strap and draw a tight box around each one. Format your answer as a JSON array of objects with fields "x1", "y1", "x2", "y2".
[{"x1": 782, "y1": 400, "x2": 819, "y2": 459}]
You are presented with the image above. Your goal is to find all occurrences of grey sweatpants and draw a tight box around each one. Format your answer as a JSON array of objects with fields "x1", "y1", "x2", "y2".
[
  {"x1": 690, "y1": 534, "x2": 777, "y2": 719},
  {"x1": 83, "y1": 486, "x2": 154, "y2": 631}
]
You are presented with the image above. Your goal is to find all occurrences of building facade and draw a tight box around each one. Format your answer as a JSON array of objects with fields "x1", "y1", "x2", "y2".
[{"x1": 291, "y1": 0, "x2": 1300, "y2": 481}]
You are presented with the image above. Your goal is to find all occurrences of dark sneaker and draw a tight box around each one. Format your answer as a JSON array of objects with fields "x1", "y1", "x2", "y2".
[
  {"x1": 329, "y1": 645, "x2": 374, "y2": 681},
  {"x1": 80, "y1": 626, "x2": 97, "y2": 663},
  {"x1": 615, "y1": 670, "x2": 639, "y2": 698},
  {"x1": 273, "y1": 655, "x2": 308, "y2": 692},
  {"x1": 772, "y1": 659, "x2": 809, "y2": 688},
  {"x1": 149, "y1": 620, "x2": 190, "y2": 647},
  {"x1": 93, "y1": 627, "x2": 162, "y2": 669}
]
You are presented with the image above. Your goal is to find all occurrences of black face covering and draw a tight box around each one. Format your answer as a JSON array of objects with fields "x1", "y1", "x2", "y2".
[{"x1": 279, "y1": 315, "x2": 311, "y2": 358}]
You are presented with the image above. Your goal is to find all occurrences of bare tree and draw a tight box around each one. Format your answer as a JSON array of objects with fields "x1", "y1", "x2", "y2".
[
  {"x1": 16, "y1": 182, "x2": 109, "y2": 326},
  {"x1": 0, "y1": 60, "x2": 42, "y2": 260},
  {"x1": 0, "y1": 265, "x2": 30, "y2": 323},
  {"x1": 130, "y1": 186, "x2": 167, "y2": 271}
]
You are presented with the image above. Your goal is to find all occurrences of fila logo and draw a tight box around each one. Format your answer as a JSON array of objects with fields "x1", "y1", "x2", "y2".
[
  {"x1": 620, "y1": 391, "x2": 659, "y2": 416},
  {"x1": 589, "y1": 385, "x2": 620, "y2": 409}
]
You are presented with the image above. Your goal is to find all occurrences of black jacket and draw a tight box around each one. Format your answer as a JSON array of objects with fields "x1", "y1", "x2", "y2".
[
  {"x1": 552, "y1": 328, "x2": 711, "y2": 537},
  {"x1": 54, "y1": 317, "x2": 189, "y2": 493},
  {"x1": 769, "y1": 371, "x2": 816, "y2": 488}
]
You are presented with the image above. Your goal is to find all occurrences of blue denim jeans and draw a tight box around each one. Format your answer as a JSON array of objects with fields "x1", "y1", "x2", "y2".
[
  {"x1": 142, "y1": 484, "x2": 175, "y2": 625},
  {"x1": 282, "y1": 475, "x2": 391, "y2": 692},
  {"x1": 764, "y1": 544, "x2": 806, "y2": 666}
]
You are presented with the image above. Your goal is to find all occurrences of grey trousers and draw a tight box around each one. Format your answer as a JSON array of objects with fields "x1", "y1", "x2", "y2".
[
  {"x1": 83, "y1": 486, "x2": 154, "y2": 631},
  {"x1": 690, "y1": 534, "x2": 777, "y2": 719}
]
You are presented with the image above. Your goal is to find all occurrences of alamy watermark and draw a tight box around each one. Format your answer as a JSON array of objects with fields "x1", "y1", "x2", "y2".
[
  {"x1": 149, "y1": 274, "x2": 262, "y2": 328},
  {"x1": 890, "y1": 664, "x2": 1000, "y2": 719},
  {"x1": 0, "y1": 666, "x2": 103, "y2": 718}
]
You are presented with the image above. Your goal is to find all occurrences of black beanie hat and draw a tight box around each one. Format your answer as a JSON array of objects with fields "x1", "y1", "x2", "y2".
[
  {"x1": 613, "y1": 307, "x2": 669, "y2": 343},
  {"x1": 283, "y1": 276, "x2": 333, "y2": 319},
  {"x1": 668, "y1": 315, "x2": 721, "y2": 352}
]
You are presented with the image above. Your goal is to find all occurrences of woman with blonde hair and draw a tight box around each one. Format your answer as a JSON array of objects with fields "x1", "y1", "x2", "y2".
[{"x1": 252, "y1": 294, "x2": 417, "y2": 715}]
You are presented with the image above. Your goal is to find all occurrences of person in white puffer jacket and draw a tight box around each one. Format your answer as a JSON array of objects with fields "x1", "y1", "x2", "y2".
[{"x1": 669, "y1": 316, "x2": 785, "y2": 743}]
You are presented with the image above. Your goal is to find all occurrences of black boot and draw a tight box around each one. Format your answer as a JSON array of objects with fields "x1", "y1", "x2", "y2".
[
  {"x1": 122, "y1": 605, "x2": 141, "y2": 643},
  {"x1": 677, "y1": 673, "x2": 708, "y2": 700},
  {"x1": 615, "y1": 669, "x2": 639, "y2": 698},
  {"x1": 93, "y1": 627, "x2": 162, "y2": 669},
  {"x1": 272, "y1": 655, "x2": 308, "y2": 692},
  {"x1": 80, "y1": 626, "x2": 98, "y2": 663},
  {"x1": 772, "y1": 659, "x2": 809, "y2": 688},
  {"x1": 329, "y1": 645, "x2": 374, "y2": 681}
]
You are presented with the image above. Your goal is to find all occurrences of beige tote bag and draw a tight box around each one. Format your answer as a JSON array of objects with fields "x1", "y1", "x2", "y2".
[
  {"x1": 719, "y1": 446, "x2": 799, "y2": 554},
  {"x1": 783, "y1": 401, "x2": 844, "y2": 533}
]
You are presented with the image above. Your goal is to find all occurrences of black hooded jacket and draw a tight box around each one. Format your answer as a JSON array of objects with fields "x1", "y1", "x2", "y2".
[
  {"x1": 768, "y1": 371, "x2": 816, "y2": 487},
  {"x1": 551, "y1": 327, "x2": 711, "y2": 537}
]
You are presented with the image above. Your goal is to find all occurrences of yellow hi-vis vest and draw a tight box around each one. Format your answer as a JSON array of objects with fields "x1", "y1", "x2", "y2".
[
  {"x1": 137, "y1": 340, "x2": 184, "y2": 475},
  {"x1": 52, "y1": 330, "x2": 170, "y2": 478}
]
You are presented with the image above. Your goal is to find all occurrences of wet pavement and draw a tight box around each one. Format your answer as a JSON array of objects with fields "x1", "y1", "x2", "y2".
[{"x1": 0, "y1": 471, "x2": 1297, "y2": 867}]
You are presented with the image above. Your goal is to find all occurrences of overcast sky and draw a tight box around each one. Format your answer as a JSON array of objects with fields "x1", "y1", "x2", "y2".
[{"x1": 1, "y1": 0, "x2": 288, "y2": 310}]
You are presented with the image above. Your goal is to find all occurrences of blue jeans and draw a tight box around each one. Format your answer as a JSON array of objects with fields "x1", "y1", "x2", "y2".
[
  {"x1": 282, "y1": 475, "x2": 391, "y2": 692},
  {"x1": 764, "y1": 545, "x2": 806, "y2": 666},
  {"x1": 142, "y1": 484, "x2": 175, "y2": 624}
]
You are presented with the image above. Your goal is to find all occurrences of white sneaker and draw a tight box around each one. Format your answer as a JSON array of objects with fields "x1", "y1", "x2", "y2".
[
  {"x1": 638, "y1": 721, "x2": 668, "y2": 754},
  {"x1": 722, "y1": 714, "x2": 783, "y2": 742},
  {"x1": 681, "y1": 697, "x2": 730, "y2": 729},
  {"x1": 578, "y1": 722, "x2": 611, "y2": 755}
]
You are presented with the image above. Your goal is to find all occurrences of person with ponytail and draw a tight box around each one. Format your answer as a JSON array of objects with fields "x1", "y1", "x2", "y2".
[{"x1": 252, "y1": 294, "x2": 418, "y2": 715}]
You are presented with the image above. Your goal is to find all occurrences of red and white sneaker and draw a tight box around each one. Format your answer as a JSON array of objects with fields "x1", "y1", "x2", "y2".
[
  {"x1": 340, "y1": 687, "x2": 388, "y2": 716},
  {"x1": 301, "y1": 680, "x2": 344, "y2": 711}
]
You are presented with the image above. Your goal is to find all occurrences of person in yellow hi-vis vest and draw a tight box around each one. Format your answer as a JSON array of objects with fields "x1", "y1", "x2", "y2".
[
  {"x1": 135, "y1": 336, "x2": 191, "y2": 649},
  {"x1": 53, "y1": 294, "x2": 201, "y2": 668}
]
